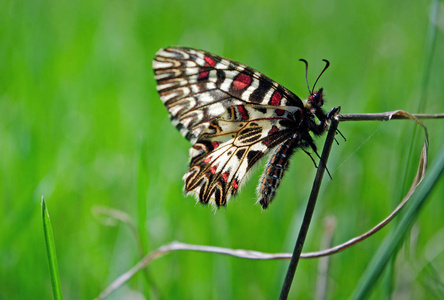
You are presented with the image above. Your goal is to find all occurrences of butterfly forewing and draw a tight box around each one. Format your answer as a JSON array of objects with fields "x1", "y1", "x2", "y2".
[
  {"x1": 153, "y1": 47, "x2": 334, "y2": 208},
  {"x1": 153, "y1": 47, "x2": 304, "y2": 142}
]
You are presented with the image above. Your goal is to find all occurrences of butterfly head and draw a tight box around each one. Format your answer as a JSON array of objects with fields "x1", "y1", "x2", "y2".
[
  {"x1": 304, "y1": 87, "x2": 329, "y2": 129},
  {"x1": 303, "y1": 87, "x2": 325, "y2": 117},
  {"x1": 309, "y1": 87, "x2": 324, "y2": 108}
]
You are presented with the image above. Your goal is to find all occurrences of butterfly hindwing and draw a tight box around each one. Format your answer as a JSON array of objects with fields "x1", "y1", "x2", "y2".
[{"x1": 183, "y1": 104, "x2": 303, "y2": 206}]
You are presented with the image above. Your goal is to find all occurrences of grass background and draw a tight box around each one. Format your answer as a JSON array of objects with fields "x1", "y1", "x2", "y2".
[{"x1": 1, "y1": 0, "x2": 443, "y2": 299}]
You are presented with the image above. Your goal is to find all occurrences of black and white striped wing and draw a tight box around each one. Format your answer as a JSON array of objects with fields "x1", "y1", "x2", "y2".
[{"x1": 153, "y1": 47, "x2": 305, "y2": 207}]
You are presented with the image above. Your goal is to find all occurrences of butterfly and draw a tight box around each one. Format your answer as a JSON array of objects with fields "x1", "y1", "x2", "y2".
[{"x1": 153, "y1": 47, "x2": 340, "y2": 209}]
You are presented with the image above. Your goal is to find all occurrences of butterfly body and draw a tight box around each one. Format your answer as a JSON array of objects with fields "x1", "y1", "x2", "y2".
[{"x1": 153, "y1": 47, "x2": 339, "y2": 209}]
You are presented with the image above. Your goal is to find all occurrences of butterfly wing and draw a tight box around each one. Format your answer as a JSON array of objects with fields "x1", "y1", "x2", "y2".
[
  {"x1": 184, "y1": 104, "x2": 303, "y2": 206},
  {"x1": 153, "y1": 47, "x2": 304, "y2": 143},
  {"x1": 153, "y1": 47, "x2": 304, "y2": 207}
]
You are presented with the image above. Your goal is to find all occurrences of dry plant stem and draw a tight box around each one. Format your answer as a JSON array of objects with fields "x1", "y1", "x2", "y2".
[
  {"x1": 279, "y1": 117, "x2": 339, "y2": 300},
  {"x1": 304, "y1": 110, "x2": 429, "y2": 258},
  {"x1": 96, "y1": 110, "x2": 431, "y2": 299},
  {"x1": 94, "y1": 241, "x2": 294, "y2": 300},
  {"x1": 338, "y1": 112, "x2": 444, "y2": 121}
]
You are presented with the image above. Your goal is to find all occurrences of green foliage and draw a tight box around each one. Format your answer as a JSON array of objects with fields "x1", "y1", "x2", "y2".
[
  {"x1": 41, "y1": 198, "x2": 63, "y2": 300},
  {"x1": 352, "y1": 146, "x2": 444, "y2": 299},
  {"x1": 1, "y1": 0, "x2": 443, "y2": 299}
]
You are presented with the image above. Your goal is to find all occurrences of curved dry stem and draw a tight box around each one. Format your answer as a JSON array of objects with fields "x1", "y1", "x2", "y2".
[
  {"x1": 96, "y1": 110, "x2": 432, "y2": 300},
  {"x1": 303, "y1": 110, "x2": 429, "y2": 258},
  {"x1": 94, "y1": 241, "x2": 294, "y2": 300}
]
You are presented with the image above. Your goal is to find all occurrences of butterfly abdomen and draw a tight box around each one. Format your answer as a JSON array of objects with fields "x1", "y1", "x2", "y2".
[{"x1": 257, "y1": 134, "x2": 300, "y2": 209}]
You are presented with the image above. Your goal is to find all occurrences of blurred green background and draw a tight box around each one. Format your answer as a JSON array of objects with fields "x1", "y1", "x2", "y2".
[{"x1": 1, "y1": 0, "x2": 443, "y2": 299}]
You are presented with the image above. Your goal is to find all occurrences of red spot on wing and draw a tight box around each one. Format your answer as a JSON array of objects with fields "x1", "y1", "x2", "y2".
[
  {"x1": 222, "y1": 172, "x2": 229, "y2": 181},
  {"x1": 198, "y1": 56, "x2": 216, "y2": 80},
  {"x1": 269, "y1": 125, "x2": 279, "y2": 135},
  {"x1": 210, "y1": 165, "x2": 217, "y2": 174},
  {"x1": 237, "y1": 105, "x2": 248, "y2": 120},
  {"x1": 204, "y1": 56, "x2": 216, "y2": 67},
  {"x1": 204, "y1": 156, "x2": 212, "y2": 163},
  {"x1": 271, "y1": 91, "x2": 282, "y2": 106},
  {"x1": 212, "y1": 141, "x2": 220, "y2": 149},
  {"x1": 198, "y1": 69, "x2": 209, "y2": 80},
  {"x1": 232, "y1": 179, "x2": 238, "y2": 190},
  {"x1": 263, "y1": 125, "x2": 280, "y2": 146},
  {"x1": 232, "y1": 73, "x2": 252, "y2": 90},
  {"x1": 275, "y1": 109, "x2": 285, "y2": 116}
]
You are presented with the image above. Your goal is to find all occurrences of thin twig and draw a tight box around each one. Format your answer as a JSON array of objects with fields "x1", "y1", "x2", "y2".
[
  {"x1": 94, "y1": 241, "x2": 293, "y2": 300},
  {"x1": 279, "y1": 117, "x2": 340, "y2": 300},
  {"x1": 338, "y1": 112, "x2": 444, "y2": 121}
]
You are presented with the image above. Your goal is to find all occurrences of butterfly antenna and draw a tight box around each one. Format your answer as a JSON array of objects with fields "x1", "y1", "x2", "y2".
[
  {"x1": 299, "y1": 59, "x2": 311, "y2": 94},
  {"x1": 311, "y1": 59, "x2": 330, "y2": 92}
]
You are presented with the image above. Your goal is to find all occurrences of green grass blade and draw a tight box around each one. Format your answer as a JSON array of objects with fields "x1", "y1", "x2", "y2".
[
  {"x1": 351, "y1": 145, "x2": 444, "y2": 300},
  {"x1": 381, "y1": 1, "x2": 439, "y2": 297},
  {"x1": 41, "y1": 197, "x2": 63, "y2": 300}
]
